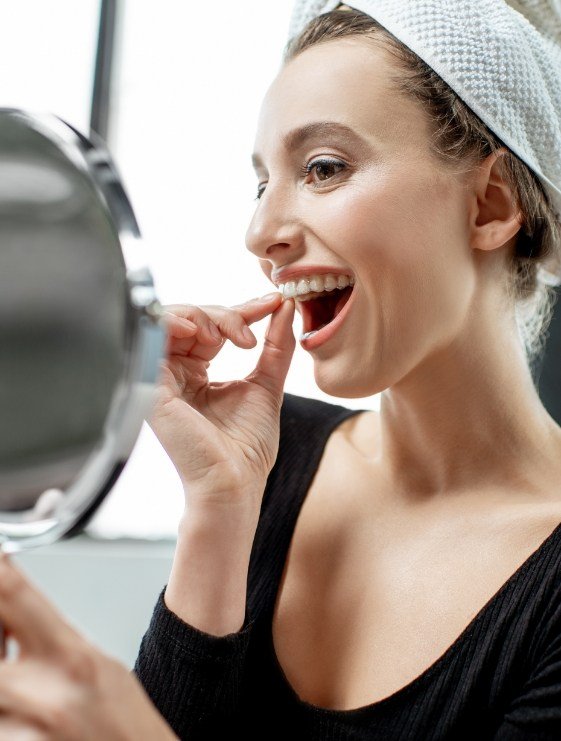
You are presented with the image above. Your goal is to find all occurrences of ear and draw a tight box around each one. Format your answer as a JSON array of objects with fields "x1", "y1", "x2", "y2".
[{"x1": 469, "y1": 148, "x2": 523, "y2": 253}]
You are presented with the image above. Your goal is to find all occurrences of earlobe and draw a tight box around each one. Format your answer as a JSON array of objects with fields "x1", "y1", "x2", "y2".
[{"x1": 470, "y1": 149, "x2": 523, "y2": 253}]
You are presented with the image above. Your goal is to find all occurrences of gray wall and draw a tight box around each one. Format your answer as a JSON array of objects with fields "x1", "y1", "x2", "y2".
[{"x1": 14, "y1": 535, "x2": 175, "y2": 668}]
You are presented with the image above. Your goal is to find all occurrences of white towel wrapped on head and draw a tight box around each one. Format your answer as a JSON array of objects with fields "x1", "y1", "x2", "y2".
[{"x1": 287, "y1": 0, "x2": 561, "y2": 280}]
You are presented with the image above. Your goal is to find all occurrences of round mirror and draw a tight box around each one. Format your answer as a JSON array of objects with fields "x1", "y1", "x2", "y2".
[{"x1": 0, "y1": 108, "x2": 166, "y2": 553}]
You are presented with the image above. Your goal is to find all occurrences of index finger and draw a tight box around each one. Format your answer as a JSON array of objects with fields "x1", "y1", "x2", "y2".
[
  {"x1": 230, "y1": 292, "x2": 284, "y2": 325},
  {"x1": 0, "y1": 554, "x2": 81, "y2": 658}
]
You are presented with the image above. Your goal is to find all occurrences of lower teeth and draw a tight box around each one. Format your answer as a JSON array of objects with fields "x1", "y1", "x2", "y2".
[
  {"x1": 300, "y1": 323, "x2": 328, "y2": 341},
  {"x1": 300, "y1": 330, "x2": 317, "y2": 341}
]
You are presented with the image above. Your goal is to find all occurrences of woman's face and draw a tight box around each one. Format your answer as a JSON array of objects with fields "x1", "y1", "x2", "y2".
[{"x1": 245, "y1": 38, "x2": 480, "y2": 398}]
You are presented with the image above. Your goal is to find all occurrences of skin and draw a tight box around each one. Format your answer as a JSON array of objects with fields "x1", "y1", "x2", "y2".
[
  {"x1": 244, "y1": 33, "x2": 561, "y2": 709},
  {"x1": 1, "y1": 18, "x2": 561, "y2": 730},
  {"x1": 246, "y1": 36, "x2": 561, "y2": 503}
]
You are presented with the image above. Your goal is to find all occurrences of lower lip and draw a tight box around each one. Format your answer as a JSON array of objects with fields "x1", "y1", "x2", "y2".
[{"x1": 299, "y1": 287, "x2": 356, "y2": 351}]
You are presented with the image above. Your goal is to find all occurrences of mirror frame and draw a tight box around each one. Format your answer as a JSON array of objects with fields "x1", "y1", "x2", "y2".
[{"x1": 0, "y1": 109, "x2": 166, "y2": 550}]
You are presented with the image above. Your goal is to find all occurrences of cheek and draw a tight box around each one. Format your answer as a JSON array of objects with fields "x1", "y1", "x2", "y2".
[
  {"x1": 314, "y1": 175, "x2": 473, "y2": 340},
  {"x1": 309, "y1": 178, "x2": 439, "y2": 282},
  {"x1": 339, "y1": 172, "x2": 469, "y2": 288}
]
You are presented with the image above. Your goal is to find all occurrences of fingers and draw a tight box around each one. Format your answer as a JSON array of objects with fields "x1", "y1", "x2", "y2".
[
  {"x1": 0, "y1": 661, "x2": 58, "y2": 734},
  {"x1": 162, "y1": 293, "x2": 284, "y2": 363},
  {"x1": 231, "y1": 292, "x2": 284, "y2": 327},
  {"x1": 246, "y1": 298, "x2": 296, "y2": 398},
  {"x1": 0, "y1": 715, "x2": 48, "y2": 741},
  {"x1": 0, "y1": 556, "x2": 81, "y2": 659},
  {"x1": 160, "y1": 356, "x2": 210, "y2": 400},
  {"x1": 161, "y1": 309, "x2": 221, "y2": 346}
]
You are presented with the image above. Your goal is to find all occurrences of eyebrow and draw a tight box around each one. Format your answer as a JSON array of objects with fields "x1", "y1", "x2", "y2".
[{"x1": 251, "y1": 121, "x2": 371, "y2": 169}]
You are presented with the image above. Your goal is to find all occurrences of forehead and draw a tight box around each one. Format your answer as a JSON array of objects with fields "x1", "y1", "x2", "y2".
[{"x1": 253, "y1": 37, "x2": 428, "y2": 160}]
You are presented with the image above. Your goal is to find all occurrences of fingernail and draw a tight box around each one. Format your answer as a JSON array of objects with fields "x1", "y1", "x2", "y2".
[{"x1": 259, "y1": 292, "x2": 282, "y2": 301}]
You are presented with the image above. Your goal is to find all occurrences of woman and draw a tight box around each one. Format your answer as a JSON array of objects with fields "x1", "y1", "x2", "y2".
[{"x1": 1, "y1": 2, "x2": 561, "y2": 739}]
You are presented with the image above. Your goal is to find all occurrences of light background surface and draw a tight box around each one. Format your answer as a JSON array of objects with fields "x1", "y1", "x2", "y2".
[{"x1": 1, "y1": 0, "x2": 380, "y2": 539}]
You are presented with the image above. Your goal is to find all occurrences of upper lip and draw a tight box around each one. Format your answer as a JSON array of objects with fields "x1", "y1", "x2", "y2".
[{"x1": 271, "y1": 265, "x2": 354, "y2": 287}]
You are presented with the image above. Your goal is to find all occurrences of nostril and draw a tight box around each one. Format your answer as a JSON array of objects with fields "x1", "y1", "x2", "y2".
[{"x1": 265, "y1": 243, "x2": 294, "y2": 258}]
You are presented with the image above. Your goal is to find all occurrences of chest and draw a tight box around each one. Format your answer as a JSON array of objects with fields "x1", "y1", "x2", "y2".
[{"x1": 271, "y1": 438, "x2": 561, "y2": 711}]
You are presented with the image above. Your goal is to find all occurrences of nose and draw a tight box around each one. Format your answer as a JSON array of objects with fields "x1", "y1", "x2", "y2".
[{"x1": 245, "y1": 185, "x2": 304, "y2": 264}]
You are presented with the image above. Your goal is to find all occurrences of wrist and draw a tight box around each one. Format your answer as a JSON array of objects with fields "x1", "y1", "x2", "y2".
[
  {"x1": 178, "y1": 502, "x2": 260, "y2": 549},
  {"x1": 167, "y1": 507, "x2": 259, "y2": 636},
  {"x1": 182, "y1": 488, "x2": 264, "y2": 531}
]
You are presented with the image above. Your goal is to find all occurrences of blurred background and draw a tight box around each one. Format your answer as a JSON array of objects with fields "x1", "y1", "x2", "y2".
[{"x1": 0, "y1": 0, "x2": 380, "y2": 667}]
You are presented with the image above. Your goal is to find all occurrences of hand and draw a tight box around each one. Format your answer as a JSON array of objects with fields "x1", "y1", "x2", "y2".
[
  {"x1": 0, "y1": 555, "x2": 177, "y2": 740},
  {"x1": 152, "y1": 292, "x2": 296, "y2": 512}
]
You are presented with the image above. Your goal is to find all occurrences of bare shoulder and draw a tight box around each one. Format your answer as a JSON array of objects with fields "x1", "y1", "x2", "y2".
[
  {"x1": 303, "y1": 406, "x2": 383, "y2": 514},
  {"x1": 334, "y1": 407, "x2": 379, "y2": 450}
]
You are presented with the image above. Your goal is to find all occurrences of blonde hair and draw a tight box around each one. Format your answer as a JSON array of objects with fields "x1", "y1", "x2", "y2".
[{"x1": 285, "y1": 8, "x2": 561, "y2": 372}]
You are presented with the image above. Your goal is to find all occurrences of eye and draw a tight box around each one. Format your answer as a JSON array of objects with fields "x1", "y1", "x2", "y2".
[
  {"x1": 303, "y1": 157, "x2": 347, "y2": 185},
  {"x1": 254, "y1": 157, "x2": 347, "y2": 201}
]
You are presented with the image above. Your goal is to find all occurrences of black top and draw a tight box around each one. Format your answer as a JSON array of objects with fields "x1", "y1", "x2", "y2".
[{"x1": 134, "y1": 393, "x2": 561, "y2": 740}]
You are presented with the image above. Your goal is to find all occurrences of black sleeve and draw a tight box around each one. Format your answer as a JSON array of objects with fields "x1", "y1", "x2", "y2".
[
  {"x1": 133, "y1": 589, "x2": 253, "y2": 740},
  {"x1": 491, "y1": 592, "x2": 561, "y2": 740}
]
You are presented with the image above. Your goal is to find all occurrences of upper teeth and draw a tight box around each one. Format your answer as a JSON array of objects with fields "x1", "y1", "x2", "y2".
[{"x1": 278, "y1": 273, "x2": 355, "y2": 300}]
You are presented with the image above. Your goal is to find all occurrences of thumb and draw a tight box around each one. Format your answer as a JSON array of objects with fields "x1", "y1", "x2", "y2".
[{"x1": 246, "y1": 298, "x2": 296, "y2": 398}]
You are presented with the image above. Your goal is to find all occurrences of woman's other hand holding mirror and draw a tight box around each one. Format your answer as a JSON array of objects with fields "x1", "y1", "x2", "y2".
[{"x1": 0, "y1": 554, "x2": 178, "y2": 740}]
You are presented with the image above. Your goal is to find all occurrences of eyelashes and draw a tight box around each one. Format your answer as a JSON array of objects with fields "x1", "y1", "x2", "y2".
[
  {"x1": 255, "y1": 157, "x2": 347, "y2": 200},
  {"x1": 299, "y1": 157, "x2": 347, "y2": 183}
]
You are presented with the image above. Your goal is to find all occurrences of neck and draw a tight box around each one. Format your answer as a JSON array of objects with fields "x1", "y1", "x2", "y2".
[{"x1": 373, "y1": 307, "x2": 561, "y2": 503}]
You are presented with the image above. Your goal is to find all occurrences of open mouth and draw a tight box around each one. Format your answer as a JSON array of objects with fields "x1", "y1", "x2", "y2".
[{"x1": 298, "y1": 285, "x2": 354, "y2": 334}]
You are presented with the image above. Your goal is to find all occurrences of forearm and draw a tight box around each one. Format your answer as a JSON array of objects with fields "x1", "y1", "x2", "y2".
[
  {"x1": 164, "y1": 497, "x2": 261, "y2": 636},
  {"x1": 134, "y1": 585, "x2": 253, "y2": 740}
]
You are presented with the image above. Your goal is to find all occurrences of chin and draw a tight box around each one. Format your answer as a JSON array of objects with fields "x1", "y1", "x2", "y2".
[{"x1": 313, "y1": 363, "x2": 387, "y2": 399}]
